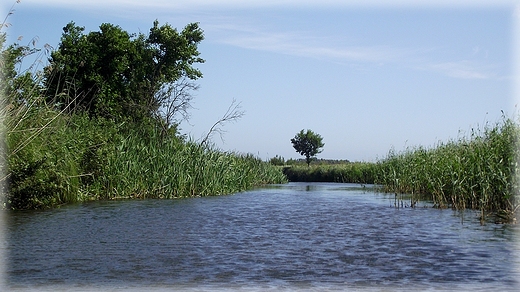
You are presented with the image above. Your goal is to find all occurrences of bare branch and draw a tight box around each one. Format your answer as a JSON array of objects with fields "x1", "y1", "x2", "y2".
[
  {"x1": 200, "y1": 99, "x2": 244, "y2": 146},
  {"x1": 154, "y1": 76, "x2": 199, "y2": 138}
]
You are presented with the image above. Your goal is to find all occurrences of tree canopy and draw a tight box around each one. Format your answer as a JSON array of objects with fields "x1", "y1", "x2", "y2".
[
  {"x1": 43, "y1": 20, "x2": 204, "y2": 125},
  {"x1": 291, "y1": 129, "x2": 324, "y2": 166},
  {"x1": 1, "y1": 33, "x2": 44, "y2": 106}
]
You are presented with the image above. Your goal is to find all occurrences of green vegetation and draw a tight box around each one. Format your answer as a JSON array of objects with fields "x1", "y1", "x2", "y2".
[
  {"x1": 283, "y1": 162, "x2": 376, "y2": 184},
  {"x1": 4, "y1": 108, "x2": 286, "y2": 210},
  {"x1": 269, "y1": 155, "x2": 286, "y2": 166},
  {"x1": 1, "y1": 16, "x2": 286, "y2": 210},
  {"x1": 291, "y1": 129, "x2": 324, "y2": 166},
  {"x1": 2, "y1": 6, "x2": 518, "y2": 222},
  {"x1": 375, "y1": 115, "x2": 519, "y2": 222},
  {"x1": 44, "y1": 20, "x2": 204, "y2": 125},
  {"x1": 279, "y1": 114, "x2": 519, "y2": 222}
]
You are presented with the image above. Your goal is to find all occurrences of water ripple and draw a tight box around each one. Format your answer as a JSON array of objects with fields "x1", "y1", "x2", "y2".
[{"x1": 4, "y1": 183, "x2": 519, "y2": 291}]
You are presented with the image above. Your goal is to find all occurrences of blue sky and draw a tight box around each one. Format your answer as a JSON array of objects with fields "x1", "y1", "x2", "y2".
[{"x1": 2, "y1": 0, "x2": 519, "y2": 161}]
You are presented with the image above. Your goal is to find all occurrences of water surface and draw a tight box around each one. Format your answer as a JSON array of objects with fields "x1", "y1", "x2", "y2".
[{"x1": 4, "y1": 183, "x2": 519, "y2": 291}]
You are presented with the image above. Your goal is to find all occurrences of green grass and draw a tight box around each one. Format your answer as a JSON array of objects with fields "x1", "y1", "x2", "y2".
[
  {"x1": 3, "y1": 67, "x2": 517, "y2": 219},
  {"x1": 4, "y1": 96, "x2": 518, "y2": 222},
  {"x1": 280, "y1": 115, "x2": 519, "y2": 221},
  {"x1": 96, "y1": 130, "x2": 287, "y2": 200},
  {"x1": 374, "y1": 115, "x2": 519, "y2": 221},
  {"x1": 0, "y1": 11, "x2": 286, "y2": 210},
  {"x1": 283, "y1": 162, "x2": 377, "y2": 184},
  {"x1": 2, "y1": 101, "x2": 286, "y2": 209}
]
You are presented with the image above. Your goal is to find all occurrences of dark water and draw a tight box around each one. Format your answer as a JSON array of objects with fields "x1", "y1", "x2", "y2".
[{"x1": 3, "y1": 183, "x2": 519, "y2": 291}]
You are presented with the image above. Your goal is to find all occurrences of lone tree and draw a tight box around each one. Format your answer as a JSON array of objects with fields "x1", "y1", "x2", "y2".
[{"x1": 291, "y1": 129, "x2": 324, "y2": 166}]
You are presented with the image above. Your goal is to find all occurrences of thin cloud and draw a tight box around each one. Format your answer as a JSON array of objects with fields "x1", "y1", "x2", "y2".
[
  {"x1": 212, "y1": 24, "x2": 499, "y2": 80},
  {"x1": 213, "y1": 24, "x2": 411, "y2": 64},
  {"x1": 430, "y1": 60, "x2": 498, "y2": 79},
  {"x1": 220, "y1": 30, "x2": 503, "y2": 80},
  {"x1": 19, "y1": 0, "x2": 513, "y2": 80}
]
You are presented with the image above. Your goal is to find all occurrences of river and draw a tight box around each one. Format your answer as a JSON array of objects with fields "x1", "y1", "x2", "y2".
[{"x1": 3, "y1": 182, "x2": 519, "y2": 291}]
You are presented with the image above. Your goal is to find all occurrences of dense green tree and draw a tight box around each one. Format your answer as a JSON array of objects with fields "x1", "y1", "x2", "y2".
[
  {"x1": 291, "y1": 129, "x2": 324, "y2": 166},
  {"x1": 43, "y1": 20, "x2": 204, "y2": 125},
  {"x1": 1, "y1": 35, "x2": 43, "y2": 106}
]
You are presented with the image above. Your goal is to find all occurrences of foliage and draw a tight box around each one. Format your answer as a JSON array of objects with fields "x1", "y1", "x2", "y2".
[
  {"x1": 1, "y1": 17, "x2": 285, "y2": 210},
  {"x1": 5, "y1": 110, "x2": 115, "y2": 209},
  {"x1": 5, "y1": 10, "x2": 517, "y2": 221},
  {"x1": 1, "y1": 37, "x2": 47, "y2": 107},
  {"x1": 374, "y1": 115, "x2": 519, "y2": 222},
  {"x1": 286, "y1": 158, "x2": 350, "y2": 166},
  {"x1": 95, "y1": 130, "x2": 287, "y2": 200},
  {"x1": 283, "y1": 163, "x2": 376, "y2": 184},
  {"x1": 269, "y1": 155, "x2": 285, "y2": 166},
  {"x1": 2, "y1": 98, "x2": 286, "y2": 209},
  {"x1": 291, "y1": 129, "x2": 324, "y2": 166},
  {"x1": 43, "y1": 20, "x2": 204, "y2": 125}
]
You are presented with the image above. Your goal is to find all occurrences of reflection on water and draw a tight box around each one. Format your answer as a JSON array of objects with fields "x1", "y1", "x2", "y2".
[{"x1": 3, "y1": 183, "x2": 520, "y2": 291}]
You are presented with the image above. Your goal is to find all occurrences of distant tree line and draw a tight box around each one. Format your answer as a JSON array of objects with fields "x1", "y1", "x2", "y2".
[{"x1": 269, "y1": 157, "x2": 351, "y2": 166}]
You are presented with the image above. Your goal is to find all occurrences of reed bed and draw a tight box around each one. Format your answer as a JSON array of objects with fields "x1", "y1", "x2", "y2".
[
  {"x1": 96, "y1": 129, "x2": 287, "y2": 200},
  {"x1": 3, "y1": 100, "x2": 90, "y2": 208},
  {"x1": 1, "y1": 11, "x2": 286, "y2": 210},
  {"x1": 375, "y1": 116, "x2": 519, "y2": 221},
  {"x1": 283, "y1": 162, "x2": 377, "y2": 184},
  {"x1": 2, "y1": 102, "x2": 286, "y2": 209}
]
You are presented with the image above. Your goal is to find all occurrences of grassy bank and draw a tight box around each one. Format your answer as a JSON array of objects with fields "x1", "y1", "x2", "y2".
[
  {"x1": 1, "y1": 20, "x2": 517, "y2": 218},
  {"x1": 279, "y1": 116, "x2": 519, "y2": 221},
  {"x1": 1, "y1": 18, "x2": 286, "y2": 210},
  {"x1": 283, "y1": 163, "x2": 377, "y2": 184},
  {"x1": 3, "y1": 103, "x2": 286, "y2": 209},
  {"x1": 375, "y1": 116, "x2": 519, "y2": 222},
  {"x1": 100, "y1": 131, "x2": 287, "y2": 200}
]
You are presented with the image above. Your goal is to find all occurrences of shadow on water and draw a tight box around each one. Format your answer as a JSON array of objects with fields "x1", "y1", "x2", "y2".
[{"x1": 3, "y1": 182, "x2": 520, "y2": 291}]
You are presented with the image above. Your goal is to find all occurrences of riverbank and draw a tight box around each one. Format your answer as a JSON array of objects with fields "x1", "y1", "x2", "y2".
[
  {"x1": 3, "y1": 107, "x2": 287, "y2": 209},
  {"x1": 1, "y1": 20, "x2": 286, "y2": 210},
  {"x1": 282, "y1": 163, "x2": 377, "y2": 184},
  {"x1": 376, "y1": 115, "x2": 519, "y2": 222},
  {"x1": 1, "y1": 21, "x2": 518, "y2": 218},
  {"x1": 281, "y1": 116, "x2": 519, "y2": 222},
  {"x1": 3, "y1": 108, "x2": 519, "y2": 222},
  {"x1": 3, "y1": 82, "x2": 518, "y2": 219}
]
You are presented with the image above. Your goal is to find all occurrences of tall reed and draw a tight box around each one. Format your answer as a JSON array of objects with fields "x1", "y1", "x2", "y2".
[
  {"x1": 375, "y1": 116, "x2": 519, "y2": 221},
  {"x1": 1, "y1": 36, "x2": 286, "y2": 209},
  {"x1": 3, "y1": 108, "x2": 79, "y2": 209},
  {"x1": 283, "y1": 162, "x2": 376, "y2": 184},
  {"x1": 2, "y1": 100, "x2": 286, "y2": 209},
  {"x1": 94, "y1": 127, "x2": 287, "y2": 200}
]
